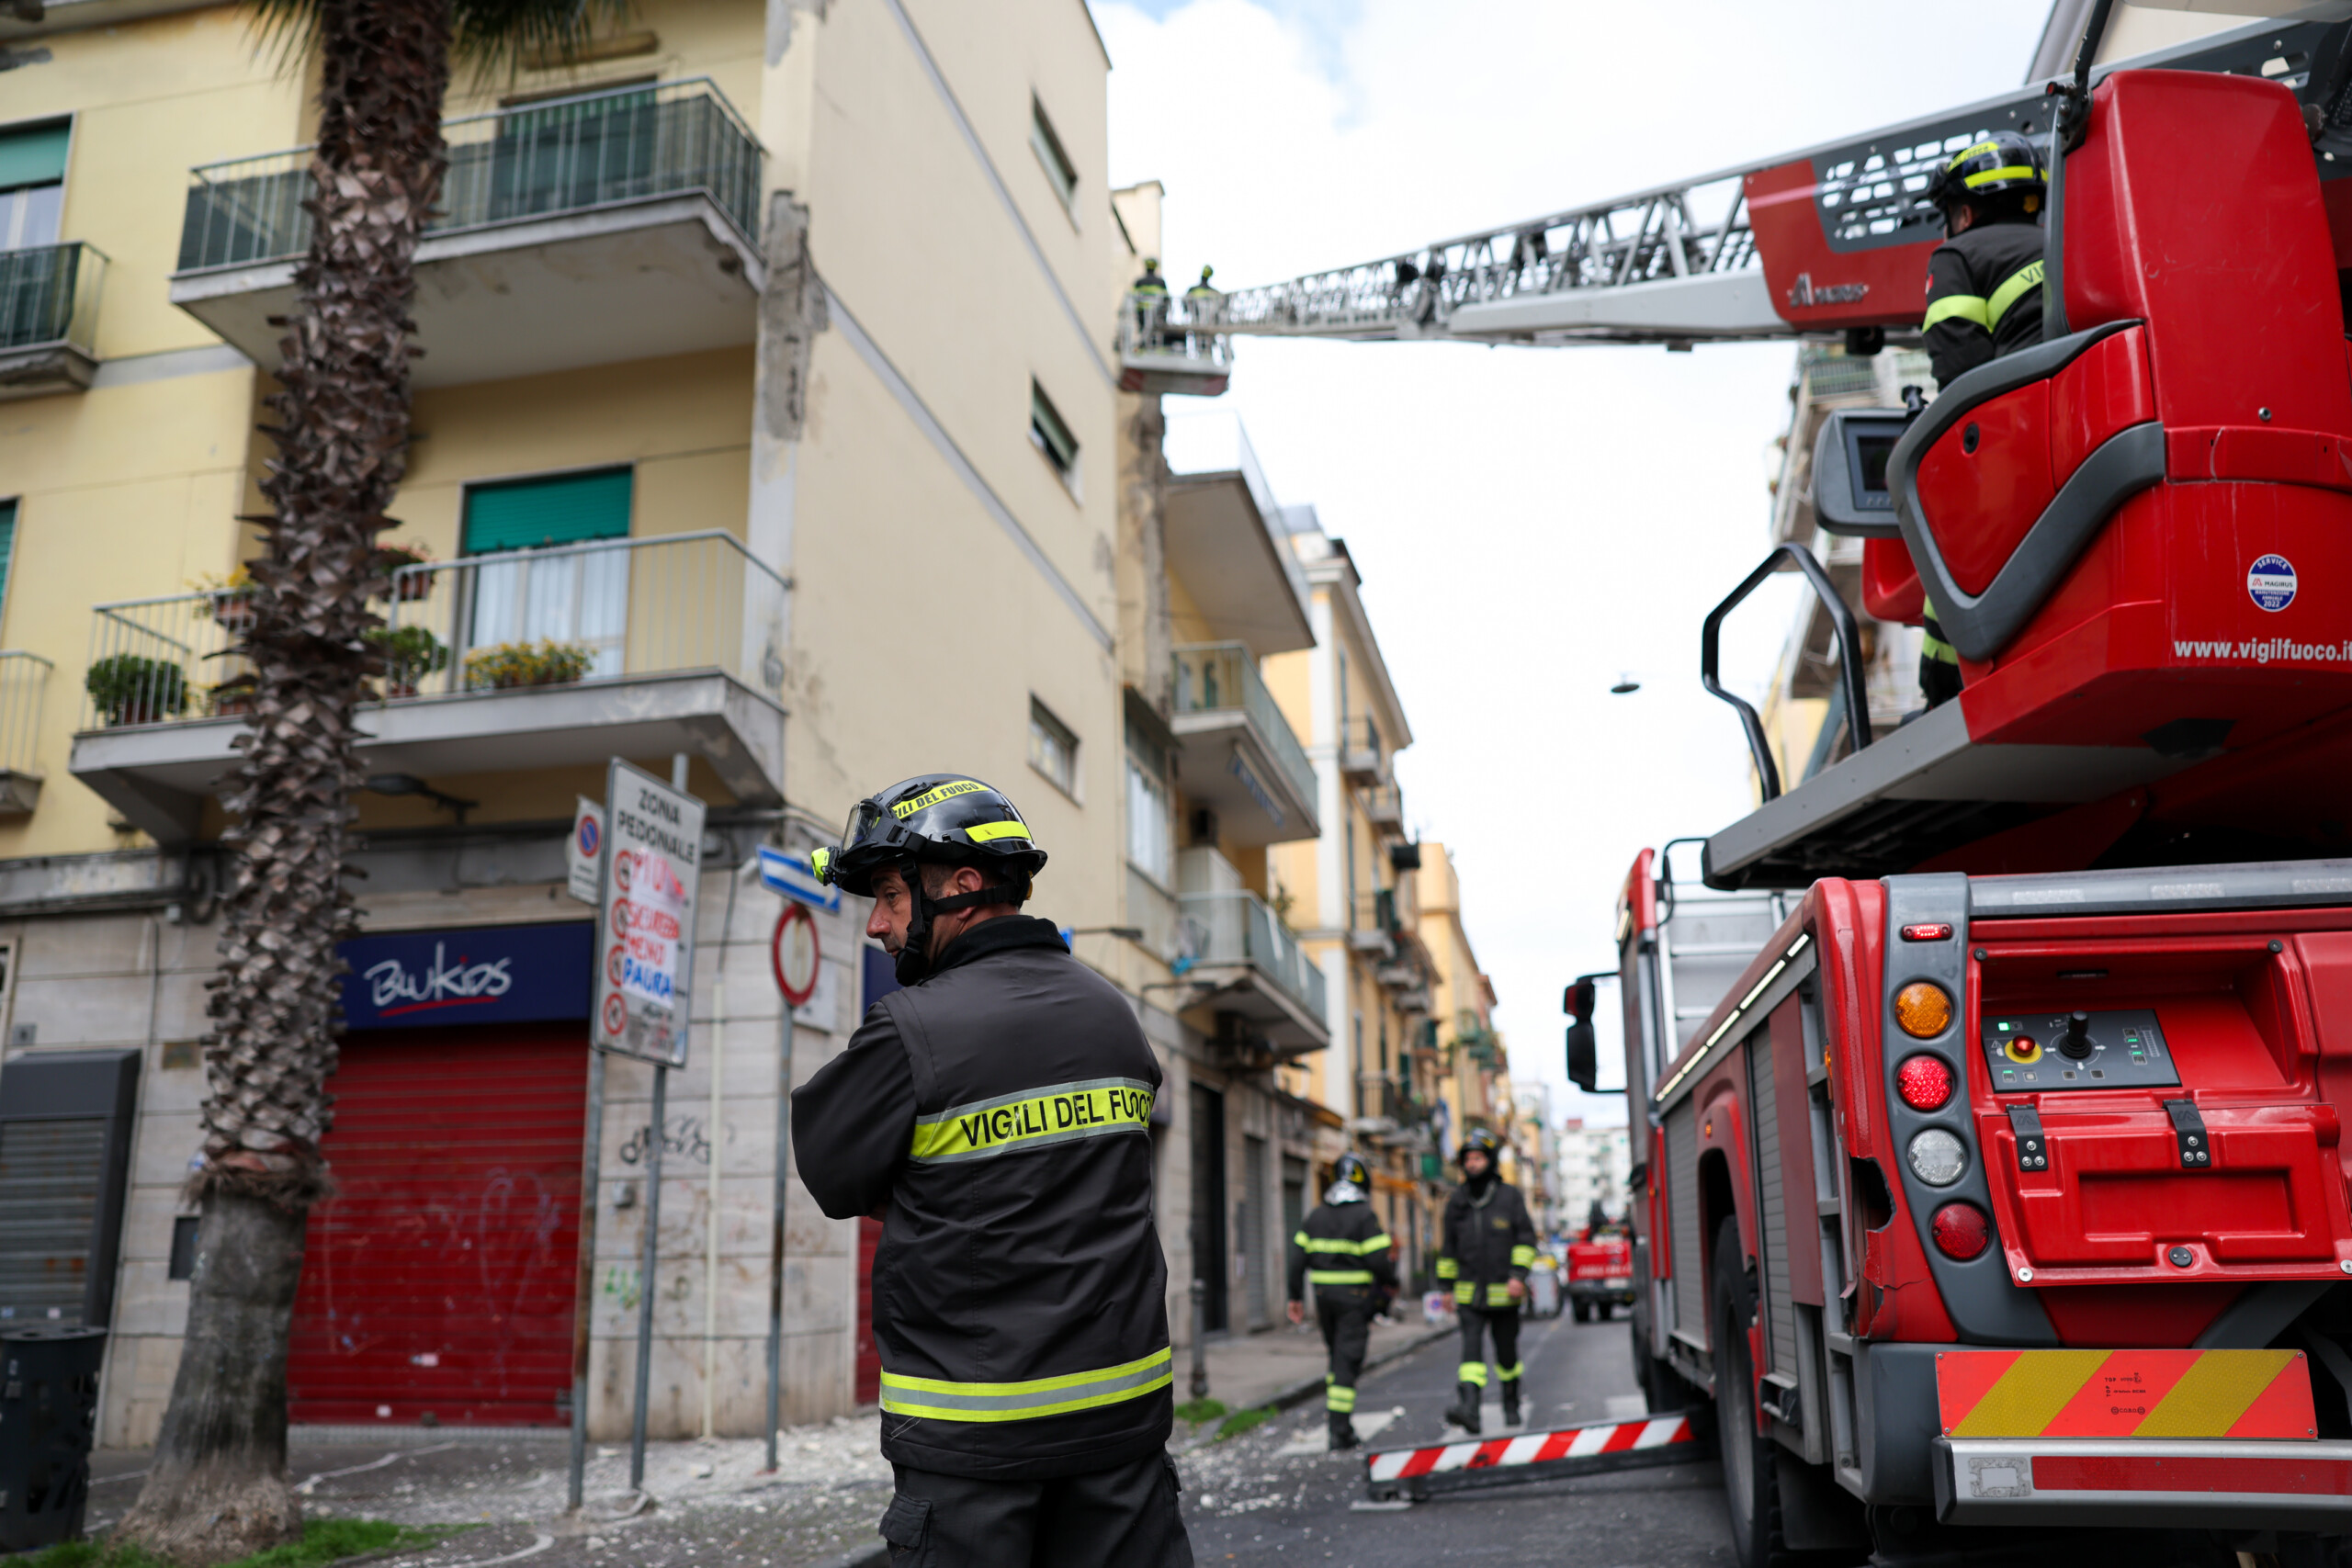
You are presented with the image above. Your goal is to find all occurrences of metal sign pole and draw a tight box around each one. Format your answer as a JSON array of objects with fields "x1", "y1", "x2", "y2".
[
  {"x1": 764, "y1": 1010, "x2": 791, "y2": 1472},
  {"x1": 567, "y1": 1047, "x2": 606, "y2": 1511},
  {"x1": 628, "y1": 1061, "x2": 665, "y2": 1491}
]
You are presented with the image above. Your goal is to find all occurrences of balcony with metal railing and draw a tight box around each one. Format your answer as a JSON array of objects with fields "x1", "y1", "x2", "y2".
[
  {"x1": 1175, "y1": 888, "x2": 1328, "y2": 1052},
  {"x1": 1339, "y1": 714, "x2": 1385, "y2": 783},
  {"x1": 1170, "y1": 642, "x2": 1319, "y2": 845},
  {"x1": 1117, "y1": 292, "x2": 1232, "y2": 398},
  {"x1": 0, "y1": 243, "x2": 106, "y2": 399},
  {"x1": 69, "y1": 530, "x2": 787, "y2": 841},
  {"x1": 0, "y1": 652, "x2": 53, "y2": 816},
  {"x1": 170, "y1": 79, "x2": 764, "y2": 389}
]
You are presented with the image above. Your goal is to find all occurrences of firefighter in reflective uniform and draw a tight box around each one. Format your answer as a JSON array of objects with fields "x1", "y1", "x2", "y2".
[
  {"x1": 1915, "y1": 131, "x2": 2049, "y2": 708},
  {"x1": 1131, "y1": 255, "x2": 1170, "y2": 347},
  {"x1": 1437, "y1": 1127, "x2": 1536, "y2": 1434},
  {"x1": 1284, "y1": 1152, "x2": 1396, "y2": 1452},
  {"x1": 794, "y1": 776, "x2": 1190, "y2": 1568}
]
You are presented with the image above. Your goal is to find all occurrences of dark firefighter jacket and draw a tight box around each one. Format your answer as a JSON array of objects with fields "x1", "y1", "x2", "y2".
[
  {"x1": 1922, "y1": 217, "x2": 2045, "y2": 388},
  {"x1": 790, "y1": 916, "x2": 1171, "y2": 1482},
  {"x1": 1438, "y1": 1179, "x2": 1537, "y2": 1311},
  {"x1": 1286, "y1": 1190, "x2": 1396, "y2": 1304}
]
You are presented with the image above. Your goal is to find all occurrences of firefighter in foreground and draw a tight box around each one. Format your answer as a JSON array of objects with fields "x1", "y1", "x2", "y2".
[
  {"x1": 1915, "y1": 130, "x2": 2049, "y2": 709},
  {"x1": 1284, "y1": 1151, "x2": 1396, "y2": 1451},
  {"x1": 793, "y1": 775, "x2": 1190, "y2": 1568},
  {"x1": 1437, "y1": 1127, "x2": 1536, "y2": 1434}
]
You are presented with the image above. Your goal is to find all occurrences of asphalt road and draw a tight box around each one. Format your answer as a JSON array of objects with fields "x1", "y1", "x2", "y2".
[{"x1": 1177, "y1": 1307, "x2": 1736, "y2": 1568}]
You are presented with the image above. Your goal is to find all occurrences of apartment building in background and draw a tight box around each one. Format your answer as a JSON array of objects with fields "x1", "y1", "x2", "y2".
[
  {"x1": 0, "y1": 0, "x2": 1151, "y2": 1446},
  {"x1": 1557, "y1": 1119, "x2": 1633, "y2": 1232}
]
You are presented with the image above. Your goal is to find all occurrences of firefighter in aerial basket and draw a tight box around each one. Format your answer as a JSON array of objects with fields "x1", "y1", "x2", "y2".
[
  {"x1": 1285, "y1": 1151, "x2": 1396, "y2": 1451},
  {"x1": 1438, "y1": 1126, "x2": 1537, "y2": 1434},
  {"x1": 795, "y1": 775, "x2": 1191, "y2": 1568}
]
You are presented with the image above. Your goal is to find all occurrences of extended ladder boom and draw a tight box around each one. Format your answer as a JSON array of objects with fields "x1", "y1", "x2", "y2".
[{"x1": 1204, "y1": 17, "x2": 2349, "y2": 348}]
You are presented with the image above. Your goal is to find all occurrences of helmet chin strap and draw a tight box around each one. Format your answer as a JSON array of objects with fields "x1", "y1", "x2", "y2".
[{"x1": 892, "y1": 863, "x2": 1034, "y2": 987}]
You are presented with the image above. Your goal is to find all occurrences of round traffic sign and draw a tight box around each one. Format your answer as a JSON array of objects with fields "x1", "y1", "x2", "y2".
[{"x1": 773, "y1": 902, "x2": 820, "y2": 1008}]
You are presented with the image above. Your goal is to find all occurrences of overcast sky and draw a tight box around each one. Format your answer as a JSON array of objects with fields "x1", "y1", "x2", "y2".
[{"x1": 1093, "y1": 0, "x2": 2056, "y2": 1126}]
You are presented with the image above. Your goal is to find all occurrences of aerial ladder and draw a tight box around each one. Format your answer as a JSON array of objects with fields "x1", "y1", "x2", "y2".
[
  {"x1": 1194, "y1": 5, "x2": 2352, "y2": 896},
  {"x1": 1194, "y1": 5, "x2": 2352, "y2": 1562}
]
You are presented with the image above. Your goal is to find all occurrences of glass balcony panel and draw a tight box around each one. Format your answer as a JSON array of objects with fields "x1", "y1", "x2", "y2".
[
  {"x1": 178, "y1": 79, "x2": 762, "y2": 274},
  {"x1": 1179, "y1": 889, "x2": 1326, "y2": 1021},
  {"x1": 1170, "y1": 641, "x2": 1316, "y2": 807},
  {"x1": 0, "y1": 243, "x2": 105, "y2": 355}
]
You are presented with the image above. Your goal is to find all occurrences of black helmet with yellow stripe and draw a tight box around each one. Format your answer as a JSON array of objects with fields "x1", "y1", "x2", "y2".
[
  {"x1": 814, "y1": 775, "x2": 1048, "y2": 986},
  {"x1": 812, "y1": 774, "x2": 1046, "y2": 899},
  {"x1": 1923, "y1": 132, "x2": 2047, "y2": 220}
]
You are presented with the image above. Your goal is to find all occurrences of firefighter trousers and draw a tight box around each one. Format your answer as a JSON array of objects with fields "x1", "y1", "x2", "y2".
[
  {"x1": 1315, "y1": 1291, "x2": 1374, "y2": 1420},
  {"x1": 1456, "y1": 1303, "x2": 1522, "y2": 1391},
  {"x1": 878, "y1": 1450, "x2": 1193, "y2": 1568}
]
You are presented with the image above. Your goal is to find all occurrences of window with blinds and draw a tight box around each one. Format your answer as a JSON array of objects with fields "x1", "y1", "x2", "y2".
[{"x1": 461, "y1": 468, "x2": 633, "y2": 679}]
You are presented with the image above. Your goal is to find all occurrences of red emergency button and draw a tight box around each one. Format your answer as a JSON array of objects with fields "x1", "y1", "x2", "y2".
[{"x1": 1900, "y1": 922, "x2": 1954, "y2": 942}]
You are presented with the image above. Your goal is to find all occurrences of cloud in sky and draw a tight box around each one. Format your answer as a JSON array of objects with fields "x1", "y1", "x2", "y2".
[{"x1": 1094, "y1": 0, "x2": 2053, "y2": 1125}]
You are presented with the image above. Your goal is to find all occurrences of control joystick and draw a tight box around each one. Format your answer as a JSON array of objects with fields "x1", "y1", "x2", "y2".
[{"x1": 2059, "y1": 1010, "x2": 2096, "y2": 1060}]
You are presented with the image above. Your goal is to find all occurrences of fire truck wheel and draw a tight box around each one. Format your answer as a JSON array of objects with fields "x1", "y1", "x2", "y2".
[
  {"x1": 1572, "y1": 1300, "x2": 1591, "y2": 1323},
  {"x1": 1713, "y1": 1220, "x2": 1788, "y2": 1568}
]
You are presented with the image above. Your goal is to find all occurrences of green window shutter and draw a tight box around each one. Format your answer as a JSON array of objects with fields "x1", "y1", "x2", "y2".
[
  {"x1": 0, "y1": 123, "x2": 69, "y2": 191},
  {"x1": 461, "y1": 468, "x2": 632, "y2": 555},
  {"x1": 0, "y1": 502, "x2": 17, "y2": 618}
]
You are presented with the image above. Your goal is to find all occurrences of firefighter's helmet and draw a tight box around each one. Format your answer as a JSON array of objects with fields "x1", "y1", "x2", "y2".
[
  {"x1": 1333, "y1": 1152, "x2": 1371, "y2": 1190},
  {"x1": 811, "y1": 775, "x2": 1046, "y2": 900},
  {"x1": 1924, "y1": 132, "x2": 2047, "y2": 216},
  {"x1": 1459, "y1": 1126, "x2": 1504, "y2": 1166}
]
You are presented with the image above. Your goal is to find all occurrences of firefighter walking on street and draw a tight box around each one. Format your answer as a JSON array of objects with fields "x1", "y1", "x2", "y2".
[
  {"x1": 1284, "y1": 1151, "x2": 1396, "y2": 1452},
  {"x1": 793, "y1": 775, "x2": 1190, "y2": 1568},
  {"x1": 1438, "y1": 1127, "x2": 1536, "y2": 1434}
]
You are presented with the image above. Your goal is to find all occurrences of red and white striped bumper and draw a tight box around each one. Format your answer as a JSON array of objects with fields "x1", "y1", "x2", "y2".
[
  {"x1": 1364, "y1": 1415, "x2": 1700, "y2": 1499},
  {"x1": 1937, "y1": 1438, "x2": 2352, "y2": 1529}
]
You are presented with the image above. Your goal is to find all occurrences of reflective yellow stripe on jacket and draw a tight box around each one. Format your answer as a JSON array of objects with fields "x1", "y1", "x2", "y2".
[
  {"x1": 907, "y1": 1077, "x2": 1155, "y2": 1165},
  {"x1": 1434, "y1": 1257, "x2": 1459, "y2": 1280},
  {"x1": 879, "y1": 1347, "x2": 1173, "y2": 1423},
  {"x1": 1299, "y1": 1229, "x2": 1389, "y2": 1288},
  {"x1": 1924, "y1": 260, "x2": 2042, "y2": 336},
  {"x1": 1510, "y1": 1245, "x2": 1536, "y2": 1269}
]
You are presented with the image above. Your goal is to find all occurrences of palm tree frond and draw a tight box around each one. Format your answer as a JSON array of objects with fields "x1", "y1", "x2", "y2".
[{"x1": 450, "y1": 0, "x2": 635, "y2": 86}]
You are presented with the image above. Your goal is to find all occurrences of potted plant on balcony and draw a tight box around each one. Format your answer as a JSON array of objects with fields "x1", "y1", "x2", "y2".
[
  {"x1": 208, "y1": 679, "x2": 255, "y2": 718},
  {"x1": 373, "y1": 538, "x2": 436, "y2": 601},
  {"x1": 191, "y1": 565, "x2": 256, "y2": 637},
  {"x1": 462, "y1": 637, "x2": 594, "y2": 692},
  {"x1": 86, "y1": 653, "x2": 188, "y2": 727},
  {"x1": 364, "y1": 625, "x2": 450, "y2": 698}
]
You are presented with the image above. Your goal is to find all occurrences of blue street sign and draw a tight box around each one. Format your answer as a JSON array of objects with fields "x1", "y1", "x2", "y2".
[{"x1": 758, "y1": 844, "x2": 842, "y2": 911}]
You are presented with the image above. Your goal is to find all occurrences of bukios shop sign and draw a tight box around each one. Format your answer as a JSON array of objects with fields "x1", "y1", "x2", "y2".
[
  {"x1": 592, "y1": 760, "x2": 706, "y2": 1067},
  {"x1": 337, "y1": 924, "x2": 593, "y2": 1031}
]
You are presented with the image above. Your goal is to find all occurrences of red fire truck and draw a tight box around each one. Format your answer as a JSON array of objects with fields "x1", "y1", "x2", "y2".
[{"x1": 1208, "y1": 6, "x2": 2352, "y2": 1558}]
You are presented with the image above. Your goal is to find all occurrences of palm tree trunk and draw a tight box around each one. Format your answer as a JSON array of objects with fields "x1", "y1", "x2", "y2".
[{"x1": 116, "y1": 1, "x2": 449, "y2": 1559}]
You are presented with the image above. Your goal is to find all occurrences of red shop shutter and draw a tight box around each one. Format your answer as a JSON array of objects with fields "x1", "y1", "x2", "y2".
[
  {"x1": 855, "y1": 1215, "x2": 881, "y2": 1406},
  {"x1": 288, "y1": 1022, "x2": 587, "y2": 1427}
]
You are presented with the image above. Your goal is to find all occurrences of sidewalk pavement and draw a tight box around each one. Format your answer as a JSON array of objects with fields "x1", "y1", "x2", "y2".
[{"x1": 1177, "y1": 1310, "x2": 1453, "y2": 1442}]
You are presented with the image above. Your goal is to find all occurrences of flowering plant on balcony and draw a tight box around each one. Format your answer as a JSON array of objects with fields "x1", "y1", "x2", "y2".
[
  {"x1": 86, "y1": 653, "x2": 189, "y2": 727},
  {"x1": 364, "y1": 625, "x2": 450, "y2": 698},
  {"x1": 373, "y1": 539, "x2": 436, "y2": 602},
  {"x1": 462, "y1": 638, "x2": 594, "y2": 692},
  {"x1": 208, "y1": 680, "x2": 254, "y2": 718},
  {"x1": 190, "y1": 565, "x2": 256, "y2": 635}
]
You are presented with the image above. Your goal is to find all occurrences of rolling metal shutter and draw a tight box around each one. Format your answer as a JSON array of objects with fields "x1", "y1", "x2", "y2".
[
  {"x1": 0, "y1": 1052, "x2": 139, "y2": 1329},
  {"x1": 287, "y1": 1022, "x2": 586, "y2": 1427},
  {"x1": 1750, "y1": 1027, "x2": 1796, "y2": 1379},
  {"x1": 1667, "y1": 1103, "x2": 1706, "y2": 1343}
]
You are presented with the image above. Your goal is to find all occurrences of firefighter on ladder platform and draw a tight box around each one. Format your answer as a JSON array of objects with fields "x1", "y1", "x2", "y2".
[
  {"x1": 1285, "y1": 1151, "x2": 1395, "y2": 1451},
  {"x1": 1437, "y1": 1127, "x2": 1536, "y2": 1434},
  {"x1": 1913, "y1": 131, "x2": 2049, "y2": 708}
]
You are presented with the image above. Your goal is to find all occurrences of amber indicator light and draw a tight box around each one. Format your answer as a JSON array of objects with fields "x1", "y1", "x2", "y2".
[{"x1": 1895, "y1": 982, "x2": 1954, "y2": 1038}]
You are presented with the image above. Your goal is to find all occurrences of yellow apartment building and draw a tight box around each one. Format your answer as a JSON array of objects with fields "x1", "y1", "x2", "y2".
[
  {"x1": 1416, "y1": 841, "x2": 1521, "y2": 1189},
  {"x1": 0, "y1": 0, "x2": 1149, "y2": 1445},
  {"x1": 1260, "y1": 514, "x2": 1452, "y2": 1291}
]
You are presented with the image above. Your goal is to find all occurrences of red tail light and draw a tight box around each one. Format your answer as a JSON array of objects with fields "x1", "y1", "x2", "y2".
[
  {"x1": 1896, "y1": 1053, "x2": 1954, "y2": 1111},
  {"x1": 1932, "y1": 1202, "x2": 1991, "y2": 1260}
]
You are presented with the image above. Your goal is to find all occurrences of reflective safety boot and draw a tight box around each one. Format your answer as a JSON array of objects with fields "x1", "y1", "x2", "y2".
[
  {"x1": 1329, "y1": 1411, "x2": 1360, "y2": 1451},
  {"x1": 1444, "y1": 1382, "x2": 1483, "y2": 1434},
  {"x1": 1500, "y1": 1383, "x2": 1521, "y2": 1428}
]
